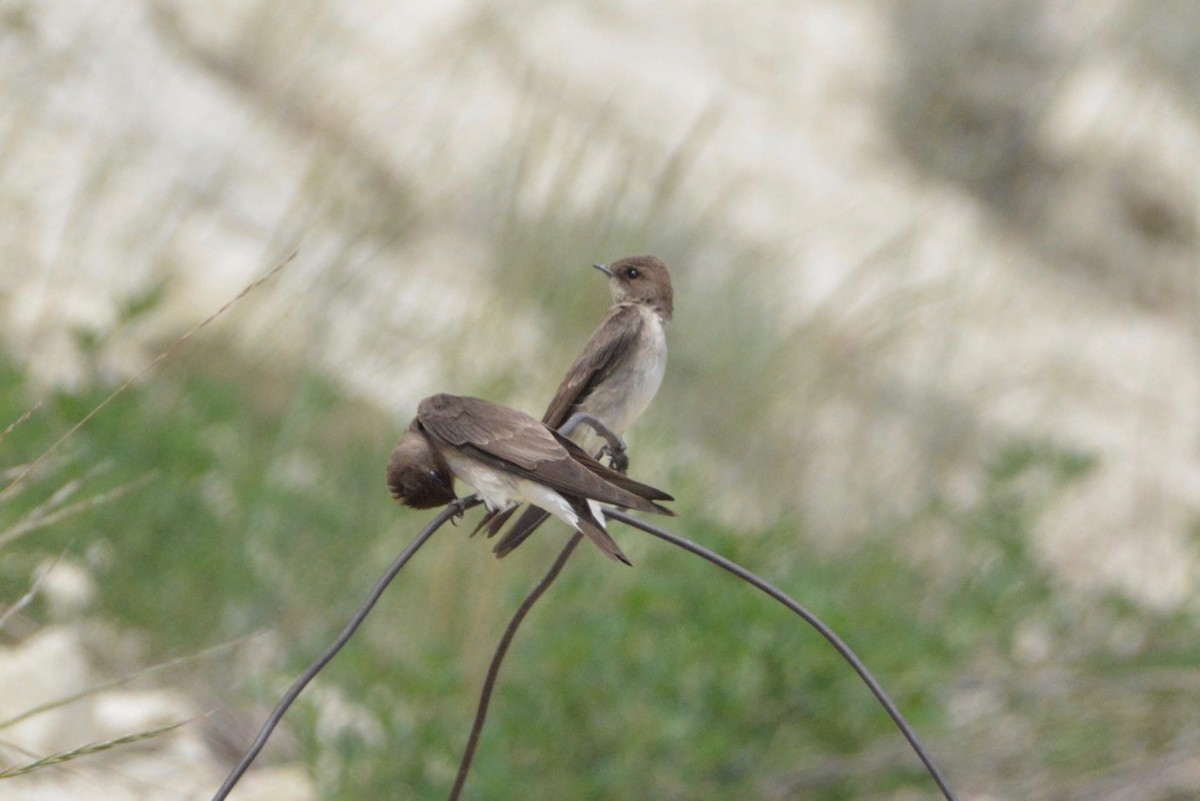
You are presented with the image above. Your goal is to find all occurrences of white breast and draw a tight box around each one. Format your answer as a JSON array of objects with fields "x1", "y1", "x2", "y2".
[
  {"x1": 443, "y1": 449, "x2": 584, "y2": 529},
  {"x1": 573, "y1": 307, "x2": 667, "y2": 453},
  {"x1": 445, "y1": 450, "x2": 519, "y2": 511},
  {"x1": 613, "y1": 307, "x2": 667, "y2": 432}
]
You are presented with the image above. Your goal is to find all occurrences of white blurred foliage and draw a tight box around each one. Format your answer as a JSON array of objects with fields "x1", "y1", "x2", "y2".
[{"x1": 0, "y1": 0, "x2": 1196, "y2": 612}]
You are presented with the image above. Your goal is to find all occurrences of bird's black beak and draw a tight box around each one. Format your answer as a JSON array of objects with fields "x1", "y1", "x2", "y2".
[{"x1": 592, "y1": 263, "x2": 614, "y2": 277}]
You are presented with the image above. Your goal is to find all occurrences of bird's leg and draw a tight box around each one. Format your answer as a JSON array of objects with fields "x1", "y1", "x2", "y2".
[
  {"x1": 446, "y1": 493, "x2": 479, "y2": 524},
  {"x1": 558, "y1": 413, "x2": 629, "y2": 474}
]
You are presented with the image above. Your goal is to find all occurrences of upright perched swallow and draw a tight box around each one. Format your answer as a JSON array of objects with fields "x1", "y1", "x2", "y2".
[
  {"x1": 481, "y1": 255, "x2": 674, "y2": 557},
  {"x1": 387, "y1": 394, "x2": 673, "y2": 564}
]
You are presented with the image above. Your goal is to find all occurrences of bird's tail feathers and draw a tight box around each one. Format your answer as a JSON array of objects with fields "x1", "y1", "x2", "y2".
[
  {"x1": 567, "y1": 496, "x2": 631, "y2": 565},
  {"x1": 473, "y1": 506, "x2": 516, "y2": 538},
  {"x1": 492, "y1": 506, "x2": 551, "y2": 558}
]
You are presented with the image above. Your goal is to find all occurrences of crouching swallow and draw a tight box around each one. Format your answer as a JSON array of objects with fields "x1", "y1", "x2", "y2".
[{"x1": 387, "y1": 394, "x2": 673, "y2": 565}]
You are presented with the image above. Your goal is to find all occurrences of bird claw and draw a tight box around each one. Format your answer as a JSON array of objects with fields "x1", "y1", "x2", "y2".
[
  {"x1": 603, "y1": 446, "x2": 629, "y2": 474},
  {"x1": 446, "y1": 496, "x2": 472, "y2": 524},
  {"x1": 560, "y1": 413, "x2": 629, "y2": 472}
]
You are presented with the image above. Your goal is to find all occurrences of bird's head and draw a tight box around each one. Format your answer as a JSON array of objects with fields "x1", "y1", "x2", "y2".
[
  {"x1": 386, "y1": 421, "x2": 457, "y2": 509},
  {"x1": 594, "y1": 255, "x2": 673, "y2": 320}
]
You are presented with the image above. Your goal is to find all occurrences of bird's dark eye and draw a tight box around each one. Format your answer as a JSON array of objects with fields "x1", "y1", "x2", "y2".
[
  {"x1": 625, "y1": 267, "x2": 640, "y2": 279},
  {"x1": 428, "y1": 470, "x2": 441, "y2": 481}
]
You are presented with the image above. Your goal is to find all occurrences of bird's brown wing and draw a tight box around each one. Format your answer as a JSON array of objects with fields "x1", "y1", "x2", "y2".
[
  {"x1": 553, "y1": 432, "x2": 673, "y2": 513},
  {"x1": 419, "y1": 394, "x2": 564, "y2": 468},
  {"x1": 491, "y1": 439, "x2": 674, "y2": 557},
  {"x1": 418, "y1": 394, "x2": 667, "y2": 513},
  {"x1": 482, "y1": 304, "x2": 642, "y2": 541},
  {"x1": 490, "y1": 428, "x2": 676, "y2": 558},
  {"x1": 495, "y1": 498, "x2": 631, "y2": 565},
  {"x1": 541, "y1": 303, "x2": 643, "y2": 429}
]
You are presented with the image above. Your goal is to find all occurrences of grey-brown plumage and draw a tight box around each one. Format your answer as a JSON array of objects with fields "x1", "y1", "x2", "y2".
[
  {"x1": 386, "y1": 418, "x2": 457, "y2": 509},
  {"x1": 480, "y1": 255, "x2": 673, "y2": 556},
  {"x1": 387, "y1": 394, "x2": 673, "y2": 564}
]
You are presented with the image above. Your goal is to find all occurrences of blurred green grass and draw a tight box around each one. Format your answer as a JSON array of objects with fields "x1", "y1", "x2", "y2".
[{"x1": 3, "y1": 338, "x2": 1197, "y2": 799}]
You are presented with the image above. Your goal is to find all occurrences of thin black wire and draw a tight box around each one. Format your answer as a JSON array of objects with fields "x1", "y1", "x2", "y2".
[
  {"x1": 215, "y1": 495, "x2": 957, "y2": 801},
  {"x1": 448, "y1": 531, "x2": 584, "y2": 801},
  {"x1": 605, "y1": 509, "x2": 959, "y2": 801},
  {"x1": 212, "y1": 498, "x2": 480, "y2": 801}
]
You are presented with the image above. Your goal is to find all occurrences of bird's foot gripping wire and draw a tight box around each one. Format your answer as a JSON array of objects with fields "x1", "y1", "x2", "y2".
[
  {"x1": 446, "y1": 494, "x2": 479, "y2": 525},
  {"x1": 558, "y1": 413, "x2": 629, "y2": 474},
  {"x1": 600, "y1": 445, "x2": 629, "y2": 474}
]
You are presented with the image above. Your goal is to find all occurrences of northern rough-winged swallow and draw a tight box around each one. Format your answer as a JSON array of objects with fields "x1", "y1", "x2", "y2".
[
  {"x1": 387, "y1": 393, "x2": 674, "y2": 564},
  {"x1": 479, "y1": 255, "x2": 674, "y2": 557}
]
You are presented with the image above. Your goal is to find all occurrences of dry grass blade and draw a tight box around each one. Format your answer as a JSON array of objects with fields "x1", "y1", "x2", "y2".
[
  {"x1": 0, "y1": 402, "x2": 42, "y2": 444},
  {"x1": 0, "y1": 719, "x2": 191, "y2": 779},
  {"x1": 0, "y1": 251, "x2": 296, "y2": 504},
  {"x1": 0, "y1": 455, "x2": 77, "y2": 508},
  {"x1": 0, "y1": 551, "x2": 64, "y2": 633},
  {"x1": 0, "y1": 473, "x2": 155, "y2": 550},
  {"x1": 0, "y1": 634, "x2": 266, "y2": 732}
]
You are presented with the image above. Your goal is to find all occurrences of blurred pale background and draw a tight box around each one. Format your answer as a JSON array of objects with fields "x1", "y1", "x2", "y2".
[{"x1": 1, "y1": 1, "x2": 1198, "y2": 799}]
